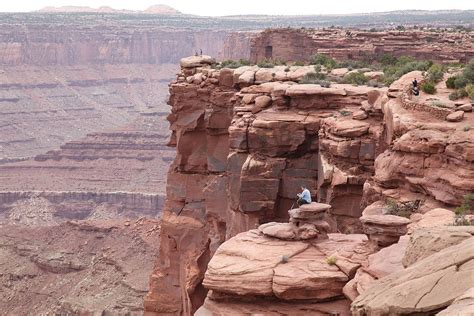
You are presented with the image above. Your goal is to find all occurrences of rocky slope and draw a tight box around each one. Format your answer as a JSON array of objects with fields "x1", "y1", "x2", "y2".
[
  {"x1": 145, "y1": 56, "x2": 473, "y2": 314},
  {"x1": 0, "y1": 214, "x2": 160, "y2": 314}
]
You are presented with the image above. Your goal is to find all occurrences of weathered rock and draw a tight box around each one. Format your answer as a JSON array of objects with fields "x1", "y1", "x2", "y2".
[
  {"x1": 403, "y1": 226, "x2": 474, "y2": 267},
  {"x1": 352, "y1": 237, "x2": 474, "y2": 315},
  {"x1": 258, "y1": 222, "x2": 320, "y2": 241},
  {"x1": 457, "y1": 103, "x2": 473, "y2": 112},
  {"x1": 446, "y1": 110, "x2": 464, "y2": 122},
  {"x1": 360, "y1": 215, "x2": 410, "y2": 247},
  {"x1": 254, "y1": 95, "x2": 272, "y2": 108},
  {"x1": 353, "y1": 110, "x2": 368, "y2": 120},
  {"x1": 180, "y1": 55, "x2": 216, "y2": 68},
  {"x1": 437, "y1": 287, "x2": 474, "y2": 316},
  {"x1": 407, "y1": 208, "x2": 455, "y2": 233}
]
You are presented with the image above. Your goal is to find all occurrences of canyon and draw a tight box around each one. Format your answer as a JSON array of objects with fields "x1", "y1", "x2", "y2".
[{"x1": 0, "y1": 9, "x2": 473, "y2": 315}]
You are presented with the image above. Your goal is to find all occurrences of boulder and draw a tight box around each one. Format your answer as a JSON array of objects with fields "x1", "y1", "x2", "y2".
[
  {"x1": 403, "y1": 226, "x2": 474, "y2": 267},
  {"x1": 360, "y1": 215, "x2": 410, "y2": 247},
  {"x1": 254, "y1": 95, "x2": 272, "y2": 108},
  {"x1": 353, "y1": 110, "x2": 368, "y2": 120},
  {"x1": 258, "y1": 222, "x2": 320, "y2": 241},
  {"x1": 437, "y1": 287, "x2": 474, "y2": 315},
  {"x1": 446, "y1": 110, "x2": 464, "y2": 122},
  {"x1": 180, "y1": 55, "x2": 215, "y2": 68},
  {"x1": 457, "y1": 103, "x2": 473, "y2": 112},
  {"x1": 407, "y1": 208, "x2": 455, "y2": 233},
  {"x1": 351, "y1": 237, "x2": 474, "y2": 315}
]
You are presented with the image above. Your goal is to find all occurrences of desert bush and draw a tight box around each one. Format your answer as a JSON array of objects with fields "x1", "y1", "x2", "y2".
[
  {"x1": 368, "y1": 80, "x2": 384, "y2": 88},
  {"x1": 257, "y1": 59, "x2": 275, "y2": 68},
  {"x1": 453, "y1": 194, "x2": 474, "y2": 226},
  {"x1": 383, "y1": 58, "x2": 432, "y2": 85},
  {"x1": 281, "y1": 255, "x2": 290, "y2": 263},
  {"x1": 385, "y1": 199, "x2": 420, "y2": 218},
  {"x1": 462, "y1": 59, "x2": 474, "y2": 83},
  {"x1": 338, "y1": 110, "x2": 352, "y2": 116},
  {"x1": 326, "y1": 256, "x2": 337, "y2": 265},
  {"x1": 293, "y1": 61, "x2": 305, "y2": 66},
  {"x1": 454, "y1": 76, "x2": 469, "y2": 89},
  {"x1": 421, "y1": 82, "x2": 436, "y2": 94},
  {"x1": 446, "y1": 76, "x2": 457, "y2": 89},
  {"x1": 310, "y1": 53, "x2": 337, "y2": 69},
  {"x1": 220, "y1": 59, "x2": 242, "y2": 69},
  {"x1": 465, "y1": 83, "x2": 474, "y2": 101},
  {"x1": 379, "y1": 53, "x2": 397, "y2": 66},
  {"x1": 299, "y1": 72, "x2": 330, "y2": 86},
  {"x1": 343, "y1": 72, "x2": 369, "y2": 85},
  {"x1": 426, "y1": 64, "x2": 445, "y2": 83}
]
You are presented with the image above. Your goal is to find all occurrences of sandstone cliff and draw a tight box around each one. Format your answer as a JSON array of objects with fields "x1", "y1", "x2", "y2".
[{"x1": 145, "y1": 56, "x2": 473, "y2": 314}]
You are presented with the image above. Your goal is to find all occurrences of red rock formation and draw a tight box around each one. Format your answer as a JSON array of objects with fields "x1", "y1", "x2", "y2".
[
  {"x1": 147, "y1": 54, "x2": 473, "y2": 314},
  {"x1": 250, "y1": 28, "x2": 474, "y2": 63}
]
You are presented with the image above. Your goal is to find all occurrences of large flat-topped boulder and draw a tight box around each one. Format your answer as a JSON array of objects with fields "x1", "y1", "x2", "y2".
[
  {"x1": 179, "y1": 55, "x2": 216, "y2": 68},
  {"x1": 203, "y1": 230, "x2": 374, "y2": 301},
  {"x1": 360, "y1": 215, "x2": 411, "y2": 247},
  {"x1": 290, "y1": 202, "x2": 332, "y2": 218},
  {"x1": 285, "y1": 85, "x2": 347, "y2": 97}
]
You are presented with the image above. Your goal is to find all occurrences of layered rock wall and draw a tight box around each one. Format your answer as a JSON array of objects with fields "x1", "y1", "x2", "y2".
[{"x1": 250, "y1": 28, "x2": 474, "y2": 63}]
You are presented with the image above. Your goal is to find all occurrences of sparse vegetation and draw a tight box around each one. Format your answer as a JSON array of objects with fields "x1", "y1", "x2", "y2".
[
  {"x1": 445, "y1": 59, "x2": 474, "y2": 101},
  {"x1": 385, "y1": 199, "x2": 421, "y2": 218},
  {"x1": 421, "y1": 82, "x2": 436, "y2": 94},
  {"x1": 281, "y1": 255, "x2": 290, "y2": 263},
  {"x1": 338, "y1": 110, "x2": 352, "y2": 116},
  {"x1": 326, "y1": 256, "x2": 337, "y2": 266},
  {"x1": 426, "y1": 64, "x2": 445, "y2": 83},
  {"x1": 310, "y1": 53, "x2": 337, "y2": 70},
  {"x1": 293, "y1": 61, "x2": 305, "y2": 66},
  {"x1": 342, "y1": 71, "x2": 369, "y2": 85},
  {"x1": 382, "y1": 56, "x2": 433, "y2": 85},
  {"x1": 299, "y1": 72, "x2": 331, "y2": 87},
  {"x1": 453, "y1": 194, "x2": 474, "y2": 226}
]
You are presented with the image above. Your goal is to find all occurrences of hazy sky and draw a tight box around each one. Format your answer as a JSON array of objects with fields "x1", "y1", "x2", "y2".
[{"x1": 1, "y1": 0, "x2": 473, "y2": 15}]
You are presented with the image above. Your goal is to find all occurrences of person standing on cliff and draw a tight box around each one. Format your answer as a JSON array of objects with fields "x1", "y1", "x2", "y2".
[{"x1": 297, "y1": 186, "x2": 312, "y2": 206}]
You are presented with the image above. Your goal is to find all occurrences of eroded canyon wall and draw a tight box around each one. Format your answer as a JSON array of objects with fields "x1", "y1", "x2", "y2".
[
  {"x1": 250, "y1": 28, "x2": 474, "y2": 63},
  {"x1": 146, "y1": 56, "x2": 473, "y2": 314}
]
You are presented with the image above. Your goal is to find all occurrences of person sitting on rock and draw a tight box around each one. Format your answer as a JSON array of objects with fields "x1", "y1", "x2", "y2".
[
  {"x1": 297, "y1": 185, "x2": 312, "y2": 206},
  {"x1": 412, "y1": 78, "x2": 418, "y2": 88}
]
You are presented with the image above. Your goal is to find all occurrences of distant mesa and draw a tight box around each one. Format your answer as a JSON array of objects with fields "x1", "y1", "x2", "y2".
[{"x1": 37, "y1": 4, "x2": 181, "y2": 14}]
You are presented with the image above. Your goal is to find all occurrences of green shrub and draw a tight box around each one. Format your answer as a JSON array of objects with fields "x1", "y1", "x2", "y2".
[
  {"x1": 239, "y1": 59, "x2": 251, "y2": 66},
  {"x1": 257, "y1": 59, "x2": 275, "y2": 68},
  {"x1": 385, "y1": 199, "x2": 420, "y2": 218},
  {"x1": 462, "y1": 59, "x2": 474, "y2": 83},
  {"x1": 453, "y1": 193, "x2": 474, "y2": 226},
  {"x1": 338, "y1": 110, "x2": 352, "y2": 116},
  {"x1": 449, "y1": 91, "x2": 460, "y2": 100},
  {"x1": 421, "y1": 82, "x2": 437, "y2": 94},
  {"x1": 342, "y1": 72, "x2": 369, "y2": 85},
  {"x1": 220, "y1": 59, "x2": 242, "y2": 69},
  {"x1": 382, "y1": 57, "x2": 432, "y2": 85},
  {"x1": 293, "y1": 61, "x2": 305, "y2": 66},
  {"x1": 465, "y1": 83, "x2": 474, "y2": 101},
  {"x1": 310, "y1": 53, "x2": 337, "y2": 69},
  {"x1": 446, "y1": 76, "x2": 457, "y2": 89},
  {"x1": 326, "y1": 256, "x2": 337, "y2": 265},
  {"x1": 426, "y1": 64, "x2": 445, "y2": 83},
  {"x1": 454, "y1": 76, "x2": 469, "y2": 89},
  {"x1": 379, "y1": 53, "x2": 397, "y2": 66}
]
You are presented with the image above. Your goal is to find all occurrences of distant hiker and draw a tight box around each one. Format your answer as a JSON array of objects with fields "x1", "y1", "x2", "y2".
[
  {"x1": 297, "y1": 185, "x2": 311, "y2": 206},
  {"x1": 412, "y1": 78, "x2": 418, "y2": 88},
  {"x1": 200, "y1": 49, "x2": 203, "y2": 56},
  {"x1": 195, "y1": 51, "x2": 198, "y2": 56}
]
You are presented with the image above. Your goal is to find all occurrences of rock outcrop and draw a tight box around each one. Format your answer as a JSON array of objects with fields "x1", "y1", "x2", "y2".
[
  {"x1": 146, "y1": 53, "x2": 474, "y2": 314},
  {"x1": 351, "y1": 236, "x2": 474, "y2": 315}
]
